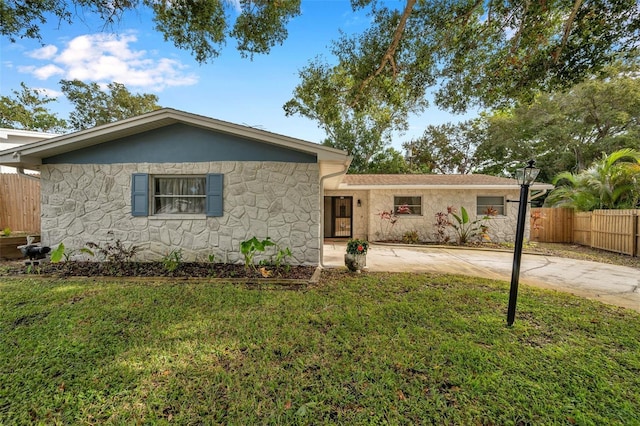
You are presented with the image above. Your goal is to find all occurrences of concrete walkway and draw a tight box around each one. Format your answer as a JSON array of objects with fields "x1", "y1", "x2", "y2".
[{"x1": 323, "y1": 242, "x2": 640, "y2": 312}]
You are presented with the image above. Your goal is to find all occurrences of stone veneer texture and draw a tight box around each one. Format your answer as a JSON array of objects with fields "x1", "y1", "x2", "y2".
[
  {"x1": 40, "y1": 162, "x2": 321, "y2": 265},
  {"x1": 367, "y1": 189, "x2": 526, "y2": 243}
]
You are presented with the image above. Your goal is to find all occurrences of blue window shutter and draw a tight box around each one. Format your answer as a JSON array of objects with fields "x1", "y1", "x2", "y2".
[
  {"x1": 206, "y1": 173, "x2": 224, "y2": 217},
  {"x1": 131, "y1": 173, "x2": 149, "y2": 216}
]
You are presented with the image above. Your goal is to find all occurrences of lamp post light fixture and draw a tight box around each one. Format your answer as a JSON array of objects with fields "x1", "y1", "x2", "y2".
[{"x1": 507, "y1": 159, "x2": 540, "y2": 326}]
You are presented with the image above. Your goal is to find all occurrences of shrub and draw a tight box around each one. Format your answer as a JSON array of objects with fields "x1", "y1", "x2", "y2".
[
  {"x1": 162, "y1": 249, "x2": 183, "y2": 273},
  {"x1": 435, "y1": 206, "x2": 495, "y2": 244},
  {"x1": 402, "y1": 230, "x2": 420, "y2": 244}
]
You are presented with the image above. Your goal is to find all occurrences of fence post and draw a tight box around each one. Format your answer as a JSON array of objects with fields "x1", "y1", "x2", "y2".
[{"x1": 634, "y1": 210, "x2": 639, "y2": 257}]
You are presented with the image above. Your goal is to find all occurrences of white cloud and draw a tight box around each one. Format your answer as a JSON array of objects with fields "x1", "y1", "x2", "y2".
[
  {"x1": 20, "y1": 32, "x2": 198, "y2": 91},
  {"x1": 33, "y1": 64, "x2": 64, "y2": 80},
  {"x1": 27, "y1": 45, "x2": 58, "y2": 60}
]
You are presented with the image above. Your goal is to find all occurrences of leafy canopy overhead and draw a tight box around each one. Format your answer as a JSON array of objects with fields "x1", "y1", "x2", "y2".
[
  {"x1": 2, "y1": 0, "x2": 638, "y2": 111},
  {"x1": 475, "y1": 63, "x2": 640, "y2": 182}
]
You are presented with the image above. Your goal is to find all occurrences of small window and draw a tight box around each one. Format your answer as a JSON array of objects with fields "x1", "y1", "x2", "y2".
[
  {"x1": 394, "y1": 196, "x2": 422, "y2": 215},
  {"x1": 477, "y1": 196, "x2": 504, "y2": 216},
  {"x1": 154, "y1": 176, "x2": 206, "y2": 214}
]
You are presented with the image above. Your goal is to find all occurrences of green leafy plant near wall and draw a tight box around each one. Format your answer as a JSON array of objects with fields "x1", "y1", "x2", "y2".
[
  {"x1": 162, "y1": 249, "x2": 183, "y2": 273},
  {"x1": 50, "y1": 242, "x2": 95, "y2": 263},
  {"x1": 436, "y1": 206, "x2": 495, "y2": 244},
  {"x1": 240, "y1": 237, "x2": 276, "y2": 271}
]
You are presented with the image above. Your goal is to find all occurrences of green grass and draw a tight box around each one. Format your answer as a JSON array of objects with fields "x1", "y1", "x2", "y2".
[{"x1": 1, "y1": 271, "x2": 639, "y2": 425}]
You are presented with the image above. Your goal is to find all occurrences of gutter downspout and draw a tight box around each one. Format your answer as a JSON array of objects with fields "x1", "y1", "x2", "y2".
[
  {"x1": 12, "y1": 151, "x2": 40, "y2": 181},
  {"x1": 319, "y1": 160, "x2": 351, "y2": 268}
]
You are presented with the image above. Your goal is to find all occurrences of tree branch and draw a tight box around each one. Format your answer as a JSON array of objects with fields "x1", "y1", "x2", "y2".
[
  {"x1": 554, "y1": 0, "x2": 583, "y2": 63},
  {"x1": 353, "y1": 0, "x2": 416, "y2": 104}
]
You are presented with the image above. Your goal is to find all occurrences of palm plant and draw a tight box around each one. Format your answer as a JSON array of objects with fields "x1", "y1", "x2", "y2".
[{"x1": 545, "y1": 149, "x2": 640, "y2": 211}]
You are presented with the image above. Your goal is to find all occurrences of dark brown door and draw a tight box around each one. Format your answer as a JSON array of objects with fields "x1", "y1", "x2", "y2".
[{"x1": 331, "y1": 196, "x2": 352, "y2": 238}]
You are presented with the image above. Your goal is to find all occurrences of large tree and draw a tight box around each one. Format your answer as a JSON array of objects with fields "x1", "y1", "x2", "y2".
[
  {"x1": 475, "y1": 65, "x2": 640, "y2": 182},
  {"x1": 283, "y1": 57, "x2": 426, "y2": 172},
  {"x1": 0, "y1": 81, "x2": 161, "y2": 132},
  {"x1": 3, "y1": 1, "x2": 638, "y2": 110},
  {"x1": 0, "y1": 83, "x2": 68, "y2": 132},
  {"x1": 60, "y1": 80, "x2": 161, "y2": 130},
  {"x1": 404, "y1": 119, "x2": 485, "y2": 174}
]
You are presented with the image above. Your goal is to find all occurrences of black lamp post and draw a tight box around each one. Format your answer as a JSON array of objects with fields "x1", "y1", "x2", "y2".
[{"x1": 507, "y1": 159, "x2": 540, "y2": 326}]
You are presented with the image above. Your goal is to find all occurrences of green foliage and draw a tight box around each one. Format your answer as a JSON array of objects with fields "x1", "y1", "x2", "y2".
[
  {"x1": 0, "y1": 80, "x2": 161, "y2": 132},
  {"x1": 0, "y1": 82, "x2": 68, "y2": 132},
  {"x1": 1, "y1": 274, "x2": 639, "y2": 424},
  {"x1": 545, "y1": 148, "x2": 640, "y2": 211},
  {"x1": 1, "y1": 227, "x2": 11, "y2": 237},
  {"x1": 162, "y1": 249, "x2": 183, "y2": 273},
  {"x1": 284, "y1": 57, "x2": 425, "y2": 173},
  {"x1": 405, "y1": 119, "x2": 485, "y2": 174},
  {"x1": 402, "y1": 230, "x2": 420, "y2": 244},
  {"x1": 86, "y1": 240, "x2": 138, "y2": 263},
  {"x1": 366, "y1": 148, "x2": 411, "y2": 174},
  {"x1": 1, "y1": 0, "x2": 302, "y2": 63},
  {"x1": 440, "y1": 206, "x2": 493, "y2": 244},
  {"x1": 240, "y1": 237, "x2": 276, "y2": 270},
  {"x1": 49, "y1": 243, "x2": 65, "y2": 263},
  {"x1": 50, "y1": 242, "x2": 95, "y2": 263},
  {"x1": 60, "y1": 80, "x2": 161, "y2": 131},
  {"x1": 346, "y1": 239, "x2": 369, "y2": 255},
  {"x1": 476, "y1": 65, "x2": 640, "y2": 182},
  {"x1": 273, "y1": 246, "x2": 292, "y2": 271}
]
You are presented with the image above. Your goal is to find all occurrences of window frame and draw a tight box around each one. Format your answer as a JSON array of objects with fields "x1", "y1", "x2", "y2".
[
  {"x1": 476, "y1": 195, "x2": 505, "y2": 216},
  {"x1": 393, "y1": 196, "x2": 423, "y2": 216},
  {"x1": 152, "y1": 175, "x2": 207, "y2": 216}
]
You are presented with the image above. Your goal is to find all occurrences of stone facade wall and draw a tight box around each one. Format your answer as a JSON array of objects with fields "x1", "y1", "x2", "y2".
[
  {"x1": 40, "y1": 162, "x2": 321, "y2": 265},
  {"x1": 367, "y1": 188, "x2": 527, "y2": 243}
]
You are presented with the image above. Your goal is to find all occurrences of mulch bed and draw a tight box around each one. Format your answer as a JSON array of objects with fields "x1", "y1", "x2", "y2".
[{"x1": 0, "y1": 260, "x2": 317, "y2": 281}]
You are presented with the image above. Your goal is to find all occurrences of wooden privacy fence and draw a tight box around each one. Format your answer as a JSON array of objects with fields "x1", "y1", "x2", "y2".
[
  {"x1": 530, "y1": 207, "x2": 573, "y2": 243},
  {"x1": 531, "y1": 207, "x2": 640, "y2": 257},
  {"x1": 0, "y1": 173, "x2": 40, "y2": 233}
]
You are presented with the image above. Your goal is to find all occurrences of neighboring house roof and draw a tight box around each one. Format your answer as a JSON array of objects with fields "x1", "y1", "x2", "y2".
[
  {"x1": 0, "y1": 109, "x2": 351, "y2": 175},
  {"x1": 0, "y1": 128, "x2": 61, "y2": 142},
  {"x1": 340, "y1": 174, "x2": 554, "y2": 190},
  {"x1": 0, "y1": 128, "x2": 61, "y2": 173}
]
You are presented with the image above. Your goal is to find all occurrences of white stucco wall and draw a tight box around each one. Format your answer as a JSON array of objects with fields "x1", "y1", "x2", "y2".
[
  {"x1": 323, "y1": 190, "x2": 369, "y2": 240},
  {"x1": 366, "y1": 188, "x2": 527, "y2": 243},
  {"x1": 40, "y1": 162, "x2": 321, "y2": 264}
]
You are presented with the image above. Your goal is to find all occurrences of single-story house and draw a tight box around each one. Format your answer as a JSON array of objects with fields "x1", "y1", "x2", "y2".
[
  {"x1": 325, "y1": 174, "x2": 553, "y2": 243},
  {"x1": 0, "y1": 109, "x2": 552, "y2": 265}
]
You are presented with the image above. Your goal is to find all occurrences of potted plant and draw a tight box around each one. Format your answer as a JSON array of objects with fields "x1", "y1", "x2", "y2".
[{"x1": 345, "y1": 238, "x2": 369, "y2": 272}]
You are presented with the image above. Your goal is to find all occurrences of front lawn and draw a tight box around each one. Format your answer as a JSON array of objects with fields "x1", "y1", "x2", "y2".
[{"x1": 1, "y1": 271, "x2": 639, "y2": 424}]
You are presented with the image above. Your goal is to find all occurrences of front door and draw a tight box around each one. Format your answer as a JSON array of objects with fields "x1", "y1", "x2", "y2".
[{"x1": 330, "y1": 196, "x2": 352, "y2": 238}]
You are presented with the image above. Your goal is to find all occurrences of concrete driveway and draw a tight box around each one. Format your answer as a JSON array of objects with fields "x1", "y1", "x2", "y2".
[{"x1": 322, "y1": 242, "x2": 640, "y2": 312}]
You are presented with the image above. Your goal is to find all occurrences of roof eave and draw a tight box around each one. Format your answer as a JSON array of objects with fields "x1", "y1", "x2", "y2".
[
  {"x1": 0, "y1": 108, "x2": 348, "y2": 161},
  {"x1": 338, "y1": 183, "x2": 554, "y2": 190}
]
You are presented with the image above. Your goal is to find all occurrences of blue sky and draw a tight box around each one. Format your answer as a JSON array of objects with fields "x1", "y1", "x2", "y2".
[{"x1": 0, "y1": 1, "x2": 475, "y2": 150}]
